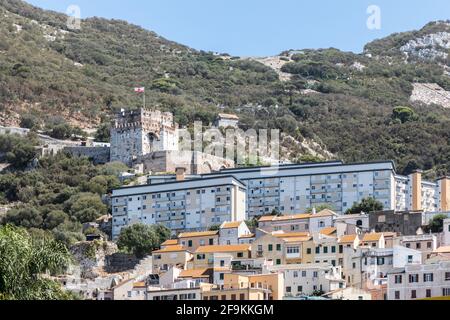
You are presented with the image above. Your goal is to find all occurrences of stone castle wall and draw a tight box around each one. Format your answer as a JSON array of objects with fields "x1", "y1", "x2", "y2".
[
  {"x1": 64, "y1": 146, "x2": 111, "y2": 165},
  {"x1": 137, "y1": 150, "x2": 235, "y2": 175}
]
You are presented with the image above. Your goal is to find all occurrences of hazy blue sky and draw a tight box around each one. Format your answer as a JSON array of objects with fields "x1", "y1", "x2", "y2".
[{"x1": 25, "y1": 0, "x2": 450, "y2": 57}]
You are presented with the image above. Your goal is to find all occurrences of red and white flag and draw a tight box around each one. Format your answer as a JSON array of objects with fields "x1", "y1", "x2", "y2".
[{"x1": 134, "y1": 87, "x2": 145, "y2": 93}]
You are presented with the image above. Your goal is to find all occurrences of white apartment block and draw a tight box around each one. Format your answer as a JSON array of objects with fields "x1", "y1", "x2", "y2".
[
  {"x1": 387, "y1": 261, "x2": 450, "y2": 300},
  {"x1": 204, "y1": 161, "x2": 450, "y2": 218},
  {"x1": 266, "y1": 264, "x2": 345, "y2": 297},
  {"x1": 111, "y1": 176, "x2": 246, "y2": 239}
]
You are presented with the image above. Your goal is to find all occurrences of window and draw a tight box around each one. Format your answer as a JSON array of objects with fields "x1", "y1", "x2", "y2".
[
  {"x1": 188, "y1": 240, "x2": 193, "y2": 247},
  {"x1": 287, "y1": 247, "x2": 300, "y2": 254},
  {"x1": 209, "y1": 238, "x2": 214, "y2": 245},
  {"x1": 331, "y1": 246, "x2": 336, "y2": 253},
  {"x1": 237, "y1": 252, "x2": 244, "y2": 258},
  {"x1": 298, "y1": 286, "x2": 303, "y2": 293},
  {"x1": 293, "y1": 271, "x2": 298, "y2": 278},
  {"x1": 268, "y1": 244, "x2": 273, "y2": 252},
  {"x1": 313, "y1": 271, "x2": 318, "y2": 278},
  {"x1": 315, "y1": 247, "x2": 320, "y2": 254},
  {"x1": 409, "y1": 274, "x2": 419, "y2": 283},
  {"x1": 276, "y1": 244, "x2": 282, "y2": 251},
  {"x1": 286, "y1": 287, "x2": 292, "y2": 293},
  {"x1": 219, "y1": 273, "x2": 224, "y2": 280},
  {"x1": 411, "y1": 290, "x2": 417, "y2": 299},
  {"x1": 407, "y1": 255, "x2": 413, "y2": 264},
  {"x1": 426, "y1": 289, "x2": 432, "y2": 298},
  {"x1": 445, "y1": 272, "x2": 450, "y2": 281},
  {"x1": 443, "y1": 288, "x2": 450, "y2": 296},
  {"x1": 276, "y1": 259, "x2": 281, "y2": 265},
  {"x1": 239, "y1": 294, "x2": 245, "y2": 300},
  {"x1": 424, "y1": 273, "x2": 434, "y2": 282},
  {"x1": 416, "y1": 243, "x2": 421, "y2": 249},
  {"x1": 395, "y1": 291, "x2": 400, "y2": 300},
  {"x1": 302, "y1": 271, "x2": 307, "y2": 277},
  {"x1": 323, "y1": 246, "x2": 328, "y2": 254},
  {"x1": 427, "y1": 242, "x2": 432, "y2": 249},
  {"x1": 339, "y1": 245, "x2": 343, "y2": 254},
  {"x1": 394, "y1": 275, "x2": 402, "y2": 284},
  {"x1": 307, "y1": 248, "x2": 312, "y2": 255}
]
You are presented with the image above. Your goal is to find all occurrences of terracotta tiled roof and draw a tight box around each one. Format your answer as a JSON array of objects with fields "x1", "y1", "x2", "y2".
[
  {"x1": 339, "y1": 234, "x2": 358, "y2": 243},
  {"x1": 272, "y1": 232, "x2": 310, "y2": 238},
  {"x1": 178, "y1": 231, "x2": 219, "y2": 238},
  {"x1": 221, "y1": 221, "x2": 243, "y2": 229},
  {"x1": 195, "y1": 244, "x2": 251, "y2": 254},
  {"x1": 313, "y1": 209, "x2": 337, "y2": 217},
  {"x1": 179, "y1": 268, "x2": 211, "y2": 278},
  {"x1": 153, "y1": 245, "x2": 189, "y2": 254},
  {"x1": 434, "y1": 246, "x2": 450, "y2": 253},
  {"x1": 161, "y1": 239, "x2": 178, "y2": 246},
  {"x1": 239, "y1": 233, "x2": 255, "y2": 239},
  {"x1": 282, "y1": 236, "x2": 312, "y2": 243},
  {"x1": 133, "y1": 281, "x2": 147, "y2": 288},
  {"x1": 319, "y1": 227, "x2": 337, "y2": 236},
  {"x1": 259, "y1": 214, "x2": 311, "y2": 223},
  {"x1": 362, "y1": 233, "x2": 383, "y2": 242},
  {"x1": 218, "y1": 113, "x2": 239, "y2": 120}
]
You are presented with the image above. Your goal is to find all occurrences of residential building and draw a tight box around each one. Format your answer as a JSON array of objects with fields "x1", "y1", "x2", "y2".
[
  {"x1": 251, "y1": 231, "x2": 314, "y2": 266},
  {"x1": 400, "y1": 233, "x2": 438, "y2": 261},
  {"x1": 257, "y1": 209, "x2": 334, "y2": 234},
  {"x1": 360, "y1": 233, "x2": 386, "y2": 249},
  {"x1": 193, "y1": 245, "x2": 251, "y2": 269},
  {"x1": 387, "y1": 260, "x2": 450, "y2": 300},
  {"x1": 219, "y1": 221, "x2": 253, "y2": 245},
  {"x1": 201, "y1": 273, "x2": 284, "y2": 300},
  {"x1": 266, "y1": 264, "x2": 345, "y2": 297},
  {"x1": 152, "y1": 245, "x2": 193, "y2": 274},
  {"x1": 324, "y1": 287, "x2": 372, "y2": 300},
  {"x1": 214, "y1": 113, "x2": 240, "y2": 128},
  {"x1": 204, "y1": 161, "x2": 450, "y2": 218},
  {"x1": 444, "y1": 219, "x2": 450, "y2": 246},
  {"x1": 111, "y1": 176, "x2": 246, "y2": 238},
  {"x1": 178, "y1": 231, "x2": 219, "y2": 251},
  {"x1": 369, "y1": 210, "x2": 423, "y2": 236}
]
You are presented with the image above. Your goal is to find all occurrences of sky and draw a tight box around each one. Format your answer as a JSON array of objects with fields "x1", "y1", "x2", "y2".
[{"x1": 25, "y1": 0, "x2": 450, "y2": 57}]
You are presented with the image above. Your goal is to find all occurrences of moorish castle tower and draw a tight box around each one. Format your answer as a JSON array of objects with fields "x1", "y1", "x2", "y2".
[{"x1": 110, "y1": 108, "x2": 179, "y2": 166}]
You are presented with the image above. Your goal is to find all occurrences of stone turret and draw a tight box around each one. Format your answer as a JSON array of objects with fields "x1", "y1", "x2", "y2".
[{"x1": 110, "y1": 108, "x2": 179, "y2": 166}]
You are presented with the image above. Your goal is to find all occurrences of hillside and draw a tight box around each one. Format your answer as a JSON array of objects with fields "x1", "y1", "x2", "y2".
[{"x1": 1, "y1": 0, "x2": 450, "y2": 177}]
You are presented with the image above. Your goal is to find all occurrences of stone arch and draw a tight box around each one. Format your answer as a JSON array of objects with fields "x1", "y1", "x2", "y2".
[{"x1": 201, "y1": 161, "x2": 213, "y2": 174}]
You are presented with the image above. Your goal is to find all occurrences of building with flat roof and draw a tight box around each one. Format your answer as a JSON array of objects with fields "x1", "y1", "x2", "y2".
[
  {"x1": 202, "y1": 161, "x2": 450, "y2": 218},
  {"x1": 111, "y1": 176, "x2": 246, "y2": 239}
]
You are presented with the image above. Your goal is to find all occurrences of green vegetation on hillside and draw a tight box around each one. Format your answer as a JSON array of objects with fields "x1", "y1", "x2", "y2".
[{"x1": 0, "y1": 0, "x2": 450, "y2": 177}]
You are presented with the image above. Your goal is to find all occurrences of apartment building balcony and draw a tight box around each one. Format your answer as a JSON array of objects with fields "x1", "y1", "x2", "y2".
[
  {"x1": 311, "y1": 188, "x2": 327, "y2": 194},
  {"x1": 311, "y1": 177, "x2": 327, "y2": 184},
  {"x1": 327, "y1": 178, "x2": 342, "y2": 184},
  {"x1": 216, "y1": 201, "x2": 231, "y2": 207},
  {"x1": 265, "y1": 191, "x2": 280, "y2": 197},
  {"x1": 250, "y1": 194, "x2": 264, "y2": 200},
  {"x1": 216, "y1": 190, "x2": 230, "y2": 196},
  {"x1": 169, "y1": 204, "x2": 185, "y2": 211},
  {"x1": 264, "y1": 200, "x2": 279, "y2": 206},
  {"x1": 155, "y1": 197, "x2": 170, "y2": 203},
  {"x1": 264, "y1": 181, "x2": 279, "y2": 188},
  {"x1": 170, "y1": 195, "x2": 186, "y2": 201}
]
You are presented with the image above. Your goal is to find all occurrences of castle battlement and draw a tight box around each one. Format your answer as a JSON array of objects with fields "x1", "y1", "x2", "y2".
[{"x1": 110, "y1": 108, "x2": 179, "y2": 166}]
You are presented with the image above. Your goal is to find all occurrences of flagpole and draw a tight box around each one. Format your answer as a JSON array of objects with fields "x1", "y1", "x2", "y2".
[{"x1": 143, "y1": 89, "x2": 145, "y2": 109}]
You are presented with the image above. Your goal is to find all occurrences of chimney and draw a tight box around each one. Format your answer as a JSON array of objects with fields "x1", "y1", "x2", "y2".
[
  {"x1": 438, "y1": 176, "x2": 450, "y2": 211},
  {"x1": 176, "y1": 167, "x2": 186, "y2": 181},
  {"x1": 411, "y1": 170, "x2": 423, "y2": 211}
]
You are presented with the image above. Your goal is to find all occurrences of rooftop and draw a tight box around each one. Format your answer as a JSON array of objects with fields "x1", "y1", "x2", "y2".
[
  {"x1": 362, "y1": 233, "x2": 383, "y2": 242},
  {"x1": 221, "y1": 221, "x2": 243, "y2": 229},
  {"x1": 153, "y1": 245, "x2": 189, "y2": 254},
  {"x1": 161, "y1": 239, "x2": 178, "y2": 246},
  {"x1": 195, "y1": 244, "x2": 251, "y2": 254},
  {"x1": 338, "y1": 234, "x2": 358, "y2": 244},
  {"x1": 178, "y1": 231, "x2": 219, "y2": 238},
  {"x1": 179, "y1": 269, "x2": 211, "y2": 279},
  {"x1": 319, "y1": 227, "x2": 337, "y2": 236}
]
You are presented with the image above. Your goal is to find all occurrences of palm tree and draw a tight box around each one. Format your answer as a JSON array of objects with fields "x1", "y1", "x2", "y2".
[{"x1": 0, "y1": 225, "x2": 74, "y2": 300}]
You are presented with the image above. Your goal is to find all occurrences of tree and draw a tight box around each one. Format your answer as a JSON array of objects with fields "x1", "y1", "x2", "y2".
[
  {"x1": 43, "y1": 210, "x2": 69, "y2": 230},
  {"x1": 94, "y1": 122, "x2": 111, "y2": 142},
  {"x1": 426, "y1": 214, "x2": 448, "y2": 233},
  {"x1": 208, "y1": 225, "x2": 221, "y2": 231},
  {"x1": 65, "y1": 193, "x2": 107, "y2": 223},
  {"x1": 0, "y1": 225, "x2": 74, "y2": 300},
  {"x1": 392, "y1": 106, "x2": 419, "y2": 124},
  {"x1": 305, "y1": 204, "x2": 334, "y2": 214},
  {"x1": 4, "y1": 207, "x2": 43, "y2": 229},
  {"x1": 345, "y1": 197, "x2": 384, "y2": 214},
  {"x1": 117, "y1": 224, "x2": 164, "y2": 258}
]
